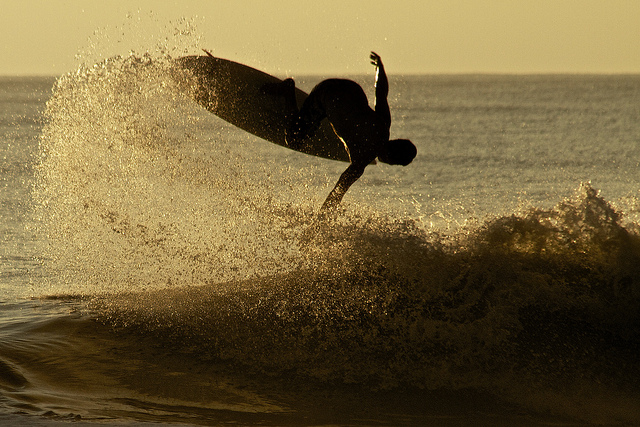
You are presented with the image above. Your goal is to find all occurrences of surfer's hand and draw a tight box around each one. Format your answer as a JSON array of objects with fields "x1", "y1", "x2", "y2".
[{"x1": 370, "y1": 52, "x2": 382, "y2": 68}]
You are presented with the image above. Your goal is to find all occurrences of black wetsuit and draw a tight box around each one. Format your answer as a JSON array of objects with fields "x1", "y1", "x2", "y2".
[{"x1": 287, "y1": 78, "x2": 391, "y2": 211}]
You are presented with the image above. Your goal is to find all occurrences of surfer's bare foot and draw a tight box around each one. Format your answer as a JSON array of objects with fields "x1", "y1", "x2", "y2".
[
  {"x1": 260, "y1": 78, "x2": 295, "y2": 96},
  {"x1": 282, "y1": 78, "x2": 295, "y2": 90}
]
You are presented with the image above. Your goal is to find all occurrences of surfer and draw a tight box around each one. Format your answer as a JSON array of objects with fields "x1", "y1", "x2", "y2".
[{"x1": 279, "y1": 52, "x2": 417, "y2": 211}]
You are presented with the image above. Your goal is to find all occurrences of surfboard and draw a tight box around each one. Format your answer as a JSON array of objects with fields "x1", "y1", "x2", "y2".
[{"x1": 173, "y1": 52, "x2": 351, "y2": 162}]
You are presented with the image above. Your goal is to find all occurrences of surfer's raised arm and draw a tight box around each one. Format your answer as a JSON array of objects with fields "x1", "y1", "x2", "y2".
[{"x1": 370, "y1": 52, "x2": 391, "y2": 127}]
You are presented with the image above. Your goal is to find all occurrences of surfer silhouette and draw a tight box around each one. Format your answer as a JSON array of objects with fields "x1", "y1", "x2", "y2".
[{"x1": 276, "y1": 52, "x2": 417, "y2": 211}]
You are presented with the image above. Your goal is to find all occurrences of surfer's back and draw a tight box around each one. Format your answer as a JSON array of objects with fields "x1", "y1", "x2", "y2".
[{"x1": 309, "y1": 79, "x2": 389, "y2": 164}]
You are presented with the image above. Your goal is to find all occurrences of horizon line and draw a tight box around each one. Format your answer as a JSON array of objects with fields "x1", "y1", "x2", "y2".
[{"x1": 3, "y1": 70, "x2": 640, "y2": 79}]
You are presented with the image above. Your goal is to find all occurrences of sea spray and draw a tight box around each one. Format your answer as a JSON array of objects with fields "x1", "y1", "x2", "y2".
[{"x1": 34, "y1": 52, "x2": 312, "y2": 295}]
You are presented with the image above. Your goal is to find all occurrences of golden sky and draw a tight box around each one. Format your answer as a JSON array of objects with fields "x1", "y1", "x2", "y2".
[{"x1": 2, "y1": 0, "x2": 639, "y2": 75}]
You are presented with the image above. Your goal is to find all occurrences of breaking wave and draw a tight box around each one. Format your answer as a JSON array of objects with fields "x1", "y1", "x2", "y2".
[{"x1": 33, "y1": 53, "x2": 640, "y2": 424}]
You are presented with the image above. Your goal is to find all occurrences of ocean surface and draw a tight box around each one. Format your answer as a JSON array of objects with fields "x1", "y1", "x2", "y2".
[{"x1": 1, "y1": 53, "x2": 640, "y2": 426}]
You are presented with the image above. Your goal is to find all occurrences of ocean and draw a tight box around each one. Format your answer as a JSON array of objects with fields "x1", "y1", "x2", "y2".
[{"x1": 1, "y1": 53, "x2": 639, "y2": 426}]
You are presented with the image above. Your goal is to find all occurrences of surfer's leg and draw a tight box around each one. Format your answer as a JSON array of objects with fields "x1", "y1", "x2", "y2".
[
  {"x1": 261, "y1": 78, "x2": 298, "y2": 114},
  {"x1": 286, "y1": 88, "x2": 326, "y2": 148},
  {"x1": 280, "y1": 78, "x2": 298, "y2": 117},
  {"x1": 261, "y1": 78, "x2": 301, "y2": 145}
]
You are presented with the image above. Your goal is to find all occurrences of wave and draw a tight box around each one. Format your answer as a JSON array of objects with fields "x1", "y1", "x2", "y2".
[
  {"x1": 87, "y1": 185, "x2": 640, "y2": 424},
  {"x1": 32, "y1": 52, "x2": 640, "y2": 423},
  {"x1": 93, "y1": 183, "x2": 640, "y2": 364}
]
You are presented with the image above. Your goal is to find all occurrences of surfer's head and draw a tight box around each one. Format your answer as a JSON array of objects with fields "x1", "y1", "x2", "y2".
[{"x1": 378, "y1": 139, "x2": 416, "y2": 166}]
